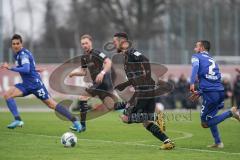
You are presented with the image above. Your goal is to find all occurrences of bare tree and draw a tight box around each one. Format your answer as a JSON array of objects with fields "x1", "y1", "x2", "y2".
[
  {"x1": 42, "y1": 0, "x2": 61, "y2": 54},
  {"x1": 9, "y1": 0, "x2": 16, "y2": 34},
  {"x1": 25, "y1": 0, "x2": 34, "y2": 51},
  {"x1": 71, "y1": 0, "x2": 81, "y2": 54},
  {"x1": 93, "y1": 0, "x2": 166, "y2": 40},
  {"x1": 67, "y1": 0, "x2": 111, "y2": 50},
  {"x1": 33, "y1": 0, "x2": 240, "y2": 63}
]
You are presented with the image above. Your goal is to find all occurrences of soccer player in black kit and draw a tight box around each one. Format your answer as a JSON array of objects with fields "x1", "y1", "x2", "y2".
[
  {"x1": 69, "y1": 34, "x2": 114, "y2": 132},
  {"x1": 113, "y1": 32, "x2": 175, "y2": 150}
]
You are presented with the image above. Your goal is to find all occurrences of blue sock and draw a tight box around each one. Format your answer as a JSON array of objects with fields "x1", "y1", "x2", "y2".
[
  {"x1": 210, "y1": 125, "x2": 221, "y2": 144},
  {"x1": 207, "y1": 110, "x2": 232, "y2": 127},
  {"x1": 55, "y1": 104, "x2": 76, "y2": 122},
  {"x1": 6, "y1": 98, "x2": 21, "y2": 121}
]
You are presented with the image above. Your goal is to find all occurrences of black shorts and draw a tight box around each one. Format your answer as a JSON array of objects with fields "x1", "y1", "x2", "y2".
[
  {"x1": 131, "y1": 98, "x2": 156, "y2": 114},
  {"x1": 96, "y1": 73, "x2": 113, "y2": 91},
  {"x1": 87, "y1": 73, "x2": 113, "y2": 99}
]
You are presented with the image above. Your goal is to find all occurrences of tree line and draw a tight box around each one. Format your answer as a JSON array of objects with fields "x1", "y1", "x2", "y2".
[{"x1": 3, "y1": 0, "x2": 240, "y2": 63}]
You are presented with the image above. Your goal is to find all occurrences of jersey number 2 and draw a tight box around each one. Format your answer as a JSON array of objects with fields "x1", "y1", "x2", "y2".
[{"x1": 208, "y1": 59, "x2": 216, "y2": 75}]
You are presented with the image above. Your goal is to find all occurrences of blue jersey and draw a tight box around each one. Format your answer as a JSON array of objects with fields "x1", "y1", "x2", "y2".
[
  {"x1": 13, "y1": 48, "x2": 42, "y2": 86},
  {"x1": 190, "y1": 51, "x2": 224, "y2": 91}
]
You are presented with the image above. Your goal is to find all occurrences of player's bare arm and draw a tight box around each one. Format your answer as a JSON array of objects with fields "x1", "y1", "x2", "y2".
[
  {"x1": 189, "y1": 84, "x2": 200, "y2": 102},
  {"x1": 95, "y1": 57, "x2": 112, "y2": 84},
  {"x1": 36, "y1": 67, "x2": 46, "y2": 73},
  {"x1": 69, "y1": 68, "x2": 87, "y2": 78},
  {"x1": 189, "y1": 84, "x2": 195, "y2": 93},
  {"x1": 1, "y1": 62, "x2": 11, "y2": 70}
]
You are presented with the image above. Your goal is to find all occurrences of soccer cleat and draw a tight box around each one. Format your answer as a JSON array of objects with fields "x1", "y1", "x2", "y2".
[
  {"x1": 160, "y1": 141, "x2": 175, "y2": 150},
  {"x1": 7, "y1": 120, "x2": 24, "y2": 129},
  {"x1": 231, "y1": 107, "x2": 240, "y2": 121},
  {"x1": 80, "y1": 126, "x2": 86, "y2": 132},
  {"x1": 156, "y1": 111, "x2": 166, "y2": 132},
  {"x1": 70, "y1": 126, "x2": 86, "y2": 132},
  {"x1": 70, "y1": 121, "x2": 84, "y2": 133},
  {"x1": 207, "y1": 142, "x2": 224, "y2": 148}
]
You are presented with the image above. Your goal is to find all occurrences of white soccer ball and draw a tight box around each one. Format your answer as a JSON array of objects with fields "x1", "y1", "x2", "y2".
[
  {"x1": 61, "y1": 132, "x2": 77, "y2": 147},
  {"x1": 155, "y1": 102, "x2": 164, "y2": 112}
]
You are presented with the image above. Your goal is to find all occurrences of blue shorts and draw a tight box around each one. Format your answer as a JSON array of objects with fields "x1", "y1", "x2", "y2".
[
  {"x1": 200, "y1": 91, "x2": 224, "y2": 122},
  {"x1": 15, "y1": 83, "x2": 50, "y2": 100}
]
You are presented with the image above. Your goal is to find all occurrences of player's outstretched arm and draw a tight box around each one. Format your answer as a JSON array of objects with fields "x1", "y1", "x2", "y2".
[
  {"x1": 0, "y1": 62, "x2": 10, "y2": 70},
  {"x1": 69, "y1": 68, "x2": 87, "y2": 78},
  {"x1": 1, "y1": 62, "x2": 30, "y2": 73},
  {"x1": 95, "y1": 58, "x2": 112, "y2": 84},
  {"x1": 189, "y1": 56, "x2": 200, "y2": 101},
  {"x1": 36, "y1": 67, "x2": 46, "y2": 73},
  {"x1": 11, "y1": 63, "x2": 30, "y2": 73},
  {"x1": 190, "y1": 56, "x2": 199, "y2": 91},
  {"x1": 102, "y1": 58, "x2": 112, "y2": 73}
]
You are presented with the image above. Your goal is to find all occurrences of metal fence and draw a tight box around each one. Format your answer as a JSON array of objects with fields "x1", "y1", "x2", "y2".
[{"x1": 2, "y1": 3, "x2": 240, "y2": 64}]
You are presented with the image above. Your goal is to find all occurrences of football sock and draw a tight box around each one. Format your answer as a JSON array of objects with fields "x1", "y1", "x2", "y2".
[
  {"x1": 80, "y1": 111, "x2": 86, "y2": 127},
  {"x1": 210, "y1": 125, "x2": 221, "y2": 144},
  {"x1": 146, "y1": 123, "x2": 168, "y2": 142},
  {"x1": 55, "y1": 104, "x2": 76, "y2": 122},
  {"x1": 80, "y1": 121, "x2": 86, "y2": 127},
  {"x1": 207, "y1": 110, "x2": 232, "y2": 127},
  {"x1": 78, "y1": 100, "x2": 88, "y2": 128},
  {"x1": 6, "y1": 98, "x2": 21, "y2": 121},
  {"x1": 15, "y1": 116, "x2": 22, "y2": 121}
]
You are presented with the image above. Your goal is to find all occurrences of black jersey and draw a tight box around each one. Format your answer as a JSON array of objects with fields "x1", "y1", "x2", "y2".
[
  {"x1": 81, "y1": 49, "x2": 107, "y2": 81},
  {"x1": 124, "y1": 48, "x2": 155, "y2": 90}
]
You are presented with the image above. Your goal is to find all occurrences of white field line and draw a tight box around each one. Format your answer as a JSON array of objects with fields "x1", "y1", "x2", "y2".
[
  {"x1": 1, "y1": 131, "x2": 240, "y2": 155},
  {"x1": 135, "y1": 130, "x2": 193, "y2": 143},
  {"x1": 170, "y1": 130, "x2": 193, "y2": 141}
]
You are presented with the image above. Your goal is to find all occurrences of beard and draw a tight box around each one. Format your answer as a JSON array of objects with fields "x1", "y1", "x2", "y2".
[{"x1": 117, "y1": 48, "x2": 122, "y2": 53}]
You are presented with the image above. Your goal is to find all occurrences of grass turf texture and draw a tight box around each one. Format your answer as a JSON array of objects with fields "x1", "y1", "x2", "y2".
[
  {"x1": 0, "y1": 97, "x2": 62, "y2": 107},
  {"x1": 0, "y1": 111, "x2": 239, "y2": 160}
]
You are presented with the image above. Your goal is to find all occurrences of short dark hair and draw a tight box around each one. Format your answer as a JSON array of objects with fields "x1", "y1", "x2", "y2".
[
  {"x1": 80, "y1": 34, "x2": 92, "y2": 41},
  {"x1": 11, "y1": 34, "x2": 23, "y2": 43},
  {"x1": 114, "y1": 32, "x2": 128, "y2": 40},
  {"x1": 199, "y1": 40, "x2": 210, "y2": 51}
]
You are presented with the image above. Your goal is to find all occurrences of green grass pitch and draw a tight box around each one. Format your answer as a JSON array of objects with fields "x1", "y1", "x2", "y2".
[{"x1": 0, "y1": 111, "x2": 239, "y2": 160}]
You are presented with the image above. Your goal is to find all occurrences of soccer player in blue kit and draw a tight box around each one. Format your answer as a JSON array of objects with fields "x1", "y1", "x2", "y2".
[
  {"x1": 1, "y1": 34, "x2": 82, "y2": 132},
  {"x1": 190, "y1": 40, "x2": 240, "y2": 148}
]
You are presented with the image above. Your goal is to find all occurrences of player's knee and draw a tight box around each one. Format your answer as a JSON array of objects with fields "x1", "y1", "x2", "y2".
[
  {"x1": 3, "y1": 93, "x2": 11, "y2": 100},
  {"x1": 43, "y1": 99, "x2": 56, "y2": 109},
  {"x1": 3, "y1": 94, "x2": 8, "y2": 100},
  {"x1": 46, "y1": 102, "x2": 55, "y2": 109},
  {"x1": 78, "y1": 96, "x2": 89, "y2": 101},
  {"x1": 48, "y1": 105, "x2": 55, "y2": 109},
  {"x1": 201, "y1": 122, "x2": 209, "y2": 128},
  {"x1": 143, "y1": 121, "x2": 151, "y2": 128}
]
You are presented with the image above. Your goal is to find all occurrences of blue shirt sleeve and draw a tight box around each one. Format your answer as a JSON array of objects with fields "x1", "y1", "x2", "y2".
[
  {"x1": 190, "y1": 56, "x2": 199, "y2": 84},
  {"x1": 10, "y1": 63, "x2": 30, "y2": 73}
]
